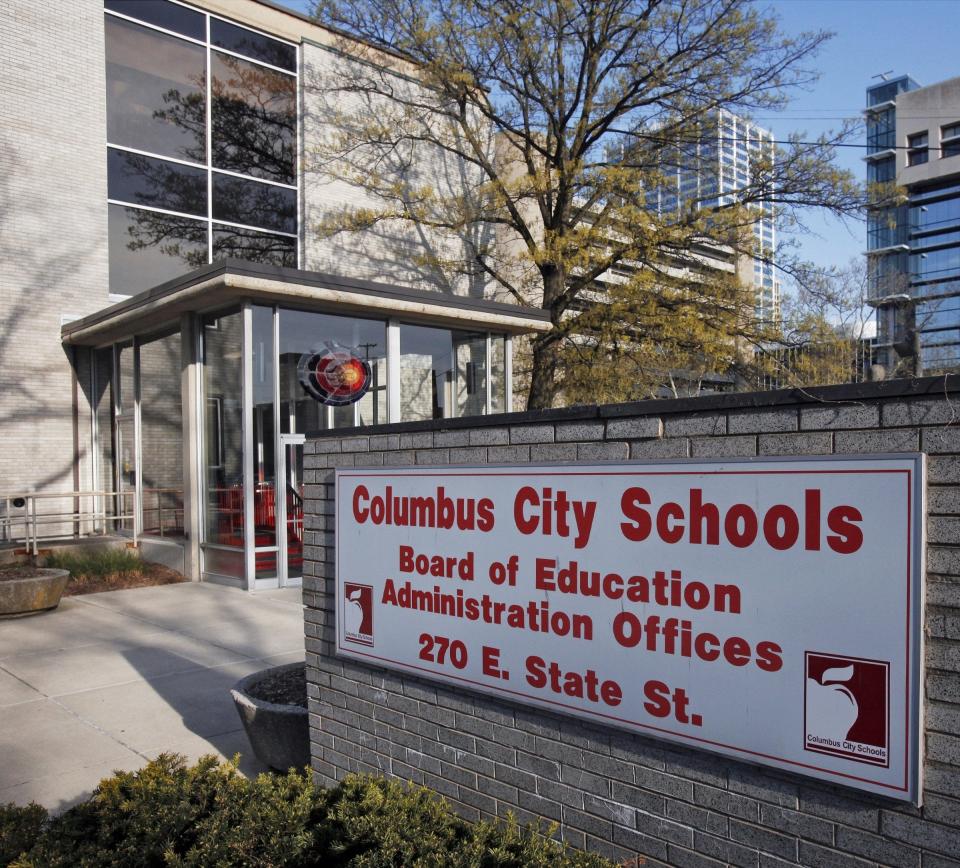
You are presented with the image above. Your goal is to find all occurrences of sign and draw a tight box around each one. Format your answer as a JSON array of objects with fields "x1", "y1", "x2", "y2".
[
  {"x1": 335, "y1": 456, "x2": 925, "y2": 802},
  {"x1": 298, "y1": 347, "x2": 372, "y2": 405}
]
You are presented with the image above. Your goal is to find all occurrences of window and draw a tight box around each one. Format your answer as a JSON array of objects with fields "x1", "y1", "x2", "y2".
[
  {"x1": 907, "y1": 132, "x2": 929, "y2": 166},
  {"x1": 400, "y1": 325, "x2": 488, "y2": 421},
  {"x1": 868, "y1": 156, "x2": 896, "y2": 185},
  {"x1": 104, "y1": 0, "x2": 299, "y2": 295},
  {"x1": 866, "y1": 108, "x2": 895, "y2": 153},
  {"x1": 942, "y1": 122, "x2": 960, "y2": 159}
]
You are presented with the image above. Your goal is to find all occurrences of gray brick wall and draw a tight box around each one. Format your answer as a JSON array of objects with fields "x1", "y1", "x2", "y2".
[
  {"x1": 304, "y1": 381, "x2": 960, "y2": 867},
  {"x1": 0, "y1": 0, "x2": 107, "y2": 497}
]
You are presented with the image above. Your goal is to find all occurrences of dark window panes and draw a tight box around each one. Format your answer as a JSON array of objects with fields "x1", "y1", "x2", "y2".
[
  {"x1": 211, "y1": 52, "x2": 296, "y2": 184},
  {"x1": 105, "y1": 0, "x2": 205, "y2": 40},
  {"x1": 210, "y1": 18, "x2": 296, "y2": 71},
  {"x1": 105, "y1": 16, "x2": 206, "y2": 161},
  {"x1": 213, "y1": 225, "x2": 297, "y2": 268},
  {"x1": 212, "y1": 173, "x2": 296, "y2": 234},
  {"x1": 108, "y1": 148, "x2": 207, "y2": 217},
  {"x1": 109, "y1": 204, "x2": 208, "y2": 294}
]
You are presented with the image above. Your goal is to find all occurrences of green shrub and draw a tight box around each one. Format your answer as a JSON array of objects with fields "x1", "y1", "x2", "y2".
[
  {"x1": 4, "y1": 756, "x2": 612, "y2": 868},
  {"x1": 0, "y1": 803, "x2": 46, "y2": 866}
]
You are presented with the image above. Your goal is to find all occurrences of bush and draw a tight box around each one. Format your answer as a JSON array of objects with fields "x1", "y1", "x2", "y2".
[
  {"x1": 45, "y1": 548, "x2": 144, "y2": 580},
  {"x1": 2, "y1": 756, "x2": 612, "y2": 868}
]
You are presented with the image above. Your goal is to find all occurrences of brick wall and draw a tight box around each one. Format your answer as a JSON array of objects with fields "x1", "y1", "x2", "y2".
[
  {"x1": 0, "y1": 0, "x2": 107, "y2": 497},
  {"x1": 303, "y1": 376, "x2": 960, "y2": 868}
]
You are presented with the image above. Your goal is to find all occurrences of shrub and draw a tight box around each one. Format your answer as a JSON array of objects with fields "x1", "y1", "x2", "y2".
[
  {"x1": 0, "y1": 803, "x2": 46, "y2": 866},
  {"x1": 45, "y1": 548, "x2": 144, "y2": 581},
  {"x1": 3, "y1": 756, "x2": 612, "y2": 868}
]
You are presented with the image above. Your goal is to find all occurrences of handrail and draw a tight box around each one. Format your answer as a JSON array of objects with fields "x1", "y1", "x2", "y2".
[{"x1": 0, "y1": 490, "x2": 138, "y2": 556}]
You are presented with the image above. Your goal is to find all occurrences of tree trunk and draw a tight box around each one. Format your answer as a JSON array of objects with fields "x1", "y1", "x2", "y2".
[{"x1": 526, "y1": 265, "x2": 566, "y2": 410}]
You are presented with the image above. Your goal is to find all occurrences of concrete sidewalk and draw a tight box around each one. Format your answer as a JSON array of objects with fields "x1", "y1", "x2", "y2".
[{"x1": 0, "y1": 582, "x2": 305, "y2": 812}]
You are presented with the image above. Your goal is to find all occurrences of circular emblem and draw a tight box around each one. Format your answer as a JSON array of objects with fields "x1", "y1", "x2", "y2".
[{"x1": 297, "y1": 346, "x2": 372, "y2": 406}]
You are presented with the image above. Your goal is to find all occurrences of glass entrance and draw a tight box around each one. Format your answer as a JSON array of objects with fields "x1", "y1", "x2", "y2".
[{"x1": 277, "y1": 433, "x2": 305, "y2": 586}]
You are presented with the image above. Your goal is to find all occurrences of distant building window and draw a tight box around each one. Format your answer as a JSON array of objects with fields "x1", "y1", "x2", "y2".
[
  {"x1": 907, "y1": 132, "x2": 929, "y2": 166},
  {"x1": 942, "y1": 123, "x2": 960, "y2": 159}
]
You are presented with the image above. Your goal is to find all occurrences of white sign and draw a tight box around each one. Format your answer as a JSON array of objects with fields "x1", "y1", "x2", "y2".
[{"x1": 335, "y1": 456, "x2": 925, "y2": 803}]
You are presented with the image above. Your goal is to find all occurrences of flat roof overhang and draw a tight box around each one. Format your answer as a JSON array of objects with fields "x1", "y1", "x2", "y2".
[{"x1": 61, "y1": 260, "x2": 552, "y2": 346}]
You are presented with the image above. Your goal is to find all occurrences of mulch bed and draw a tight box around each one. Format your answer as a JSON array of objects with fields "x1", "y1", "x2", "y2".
[
  {"x1": 62, "y1": 564, "x2": 187, "y2": 596},
  {"x1": 0, "y1": 566, "x2": 51, "y2": 581},
  {"x1": 245, "y1": 663, "x2": 308, "y2": 708}
]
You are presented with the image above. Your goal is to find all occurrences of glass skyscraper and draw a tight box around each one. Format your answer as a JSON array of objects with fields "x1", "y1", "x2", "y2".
[
  {"x1": 865, "y1": 74, "x2": 960, "y2": 374},
  {"x1": 645, "y1": 109, "x2": 778, "y2": 324}
]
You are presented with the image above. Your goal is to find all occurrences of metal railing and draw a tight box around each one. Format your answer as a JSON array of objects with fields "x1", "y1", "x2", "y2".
[{"x1": 0, "y1": 490, "x2": 137, "y2": 556}]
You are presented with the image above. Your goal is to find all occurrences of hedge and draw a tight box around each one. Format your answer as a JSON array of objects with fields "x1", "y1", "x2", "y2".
[{"x1": 1, "y1": 755, "x2": 614, "y2": 867}]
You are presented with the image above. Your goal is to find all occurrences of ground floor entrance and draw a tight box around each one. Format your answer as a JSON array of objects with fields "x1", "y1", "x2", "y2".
[{"x1": 60, "y1": 263, "x2": 549, "y2": 590}]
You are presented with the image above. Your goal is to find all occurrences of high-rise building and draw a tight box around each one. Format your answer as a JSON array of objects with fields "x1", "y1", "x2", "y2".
[
  {"x1": 645, "y1": 110, "x2": 779, "y2": 324},
  {"x1": 865, "y1": 75, "x2": 960, "y2": 374}
]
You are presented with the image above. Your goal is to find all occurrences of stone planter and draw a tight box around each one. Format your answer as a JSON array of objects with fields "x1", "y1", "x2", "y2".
[
  {"x1": 0, "y1": 568, "x2": 70, "y2": 618},
  {"x1": 231, "y1": 663, "x2": 310, "y2": 772}
]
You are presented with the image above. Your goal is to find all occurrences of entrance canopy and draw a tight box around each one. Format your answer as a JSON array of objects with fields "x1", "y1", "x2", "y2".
[
  {"x1": 64, "y1": 261, "x2": 549, "y2": 590},
  {"x1": 61, "y1": 260, "x2": 551, "y2": 347}
]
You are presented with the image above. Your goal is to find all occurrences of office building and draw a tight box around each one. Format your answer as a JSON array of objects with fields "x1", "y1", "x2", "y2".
[
  {"x1": 0, "y1": 0, "x2": 548, "y2": 589},
  {"x1": 645, "y1": 109, "x2": 779, "y2": 324},
  {"x1": 865, "y1": 74, "x2": 960, "y2": 373}
]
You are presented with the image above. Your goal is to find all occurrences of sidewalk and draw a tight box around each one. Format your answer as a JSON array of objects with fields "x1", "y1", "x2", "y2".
[{"x1": 0, "y1": 582, "x2": 305, "y2": 812}]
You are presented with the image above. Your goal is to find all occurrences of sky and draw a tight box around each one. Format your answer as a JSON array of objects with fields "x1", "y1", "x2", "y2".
[{"x1": 280, "y1": 0, "x2": 959, "y2": 291}]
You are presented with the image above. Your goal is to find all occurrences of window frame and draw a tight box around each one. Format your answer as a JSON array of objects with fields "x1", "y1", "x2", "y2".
[{"x1": 104, "y1": 0, "x2": 301, "y2": 296}]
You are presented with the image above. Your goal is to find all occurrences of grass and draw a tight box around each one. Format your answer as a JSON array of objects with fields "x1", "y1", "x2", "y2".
[{"x1": 43, "y1": 547, "x2": 185, "y2": 595}]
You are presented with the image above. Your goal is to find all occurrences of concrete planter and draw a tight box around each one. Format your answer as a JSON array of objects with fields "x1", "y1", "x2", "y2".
[
  {"x1": 231, "y1": 663, "x2": 310, "y2": 772},
  {"x1": 0, "y1": 568, "x2": 70, "y2": 618}
]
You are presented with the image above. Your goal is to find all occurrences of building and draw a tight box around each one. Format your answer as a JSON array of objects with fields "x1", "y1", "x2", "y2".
[
  {"x1": 644, "y1": 109, "x2": 779, "y2": 324},
  {"x1": 865, "y1": 74, "x2": 960, "y2": 374},
  {"x1": 0, "y1": 0, "x2": 549, "y2": 589}
]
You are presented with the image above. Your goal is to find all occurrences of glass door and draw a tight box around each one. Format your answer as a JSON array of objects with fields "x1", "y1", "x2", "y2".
[{"x1": 277, "y1": 433, "x2": 305, "y2": 586}]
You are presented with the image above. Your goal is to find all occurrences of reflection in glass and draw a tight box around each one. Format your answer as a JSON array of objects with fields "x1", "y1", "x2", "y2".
[
  {"x1": 213, "y1": 224, "x2": 296, "y2": 267},
  {"x1": 108, "y1": 204, "x2": 208, "y2": 295},
  {"x1": 490, "y1": 335, "x2": 506, "y2": 412},
  {"x1": 139, "y1": 331, "x2": 184, "y2": 539},
  {"x1": 252, "y1": 306, "x2": 276, "y2": 549},
  {"x1": 210, "y1": 18, "x2": 297, "y2": 72},
  {"x1": 284, "y1": 441, "x2": 304, "y2": 580},
  {"x1": 94, "y1": 348, "x2": 117, "y2": 526},
  {"x1": 105, "y1": 0, "x2": 205, "y2": 41},
  {"x1": 211, "y1": 52, "x2": 296, "y2": 184},
  {"x1": 202, "y1": 311, "x2": 245, "y2": 560},
  {"x1": 212, "y1": 173, "x2": 297, "y2": 234},
  {"x1": 108, "y1": 148, "x2": 207, "y2": 217},
  {"x1": 400, "y1": 325, "x2": 488, "y2": 421},
  {"x1": 278, "y1": 309, "x2": 386, "y2": 433},
  {"x1": 105, "y1": 16, "x2": 206, "y2": 161}
]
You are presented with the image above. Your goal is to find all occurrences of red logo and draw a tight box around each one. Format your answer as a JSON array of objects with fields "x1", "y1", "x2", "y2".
[
  {"x1": 343, "y1": 582, "x2": 374, "y2": 646},
  {"x1": 298, "y1": 347, "x2": 372, "y2": 406},
  {"x1": 804, "y1": 652, "x2": 889, "y2": 767}
]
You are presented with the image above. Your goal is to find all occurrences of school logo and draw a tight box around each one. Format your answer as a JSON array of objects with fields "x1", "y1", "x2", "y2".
[
  {"x1": 804, "y1": 652, "x2": 889, "y2": 767},
  {"x1": 298, "y1": 345, "x2": 372, "y2": 406},
  {"x1": 343, "y1": 582, "x2": 374, "y2": 646}
]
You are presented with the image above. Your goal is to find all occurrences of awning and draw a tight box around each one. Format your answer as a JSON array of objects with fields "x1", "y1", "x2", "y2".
[{"x1": 61, "y1": 260, "x2": 552, "y2": 346}]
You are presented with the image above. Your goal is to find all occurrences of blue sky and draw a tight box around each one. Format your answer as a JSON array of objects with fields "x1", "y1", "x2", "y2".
[{"x1": 281, "y1": 0, "x2": 959, "y2": 286}]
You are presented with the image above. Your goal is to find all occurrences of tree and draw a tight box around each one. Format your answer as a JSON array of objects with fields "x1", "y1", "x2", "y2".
[{"x1": 307, "y1": 0, "x2": 862, "y2": 408}]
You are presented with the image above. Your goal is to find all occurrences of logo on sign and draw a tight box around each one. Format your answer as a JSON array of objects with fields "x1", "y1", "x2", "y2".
[
  {"x1": 343, "y1": 582, "x2": 374, "y2": 646},
  {"x1": 804, "y1": 652, "x2": 889, "y2": 767}
]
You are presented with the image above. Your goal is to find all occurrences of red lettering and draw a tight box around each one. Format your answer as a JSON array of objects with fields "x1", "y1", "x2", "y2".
[
  {"x1": 514, "y1": 487, "x2": 538, "y2": 536},
  {"x1": 763, "y1": 505, "x2": 800, "y2": 551},
  {"x1": 755, "y1": 641, "x2": 784, "y2": 672},
  {"x1": 620, "y1": 487, "x2": 651, "y2": 542},
  {"x1": 723, "y1": 635, "x2": 751, "y2": 666},
  {"x1": 724, "y1": 504, "x2": 758, "y2": 548},
  {"x1": 656, "y1": 502, "x2": 685, "y2": 544},
  {"x1": 827, "y1": 505, "x2": 864, "y2": 554},
  {"x1": 352, "y1": 484, "x2": 370, "y2": 522}
]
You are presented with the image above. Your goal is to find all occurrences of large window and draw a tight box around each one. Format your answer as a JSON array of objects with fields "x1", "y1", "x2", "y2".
[
  {"x1": 278, "y1": 309, "x2": 388, "y2": 432},
  {"x1": 105, "y1": 0, "x2": 298, "y2": 296}
]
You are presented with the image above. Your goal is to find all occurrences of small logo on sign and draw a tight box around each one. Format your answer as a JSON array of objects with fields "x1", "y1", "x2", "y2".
[
  {"x1": 804, "y1": 652, "x2": 889, "y2": 767},
  {"x1": 343, "y1": 582, "x2": 374, "y2": 646}
]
